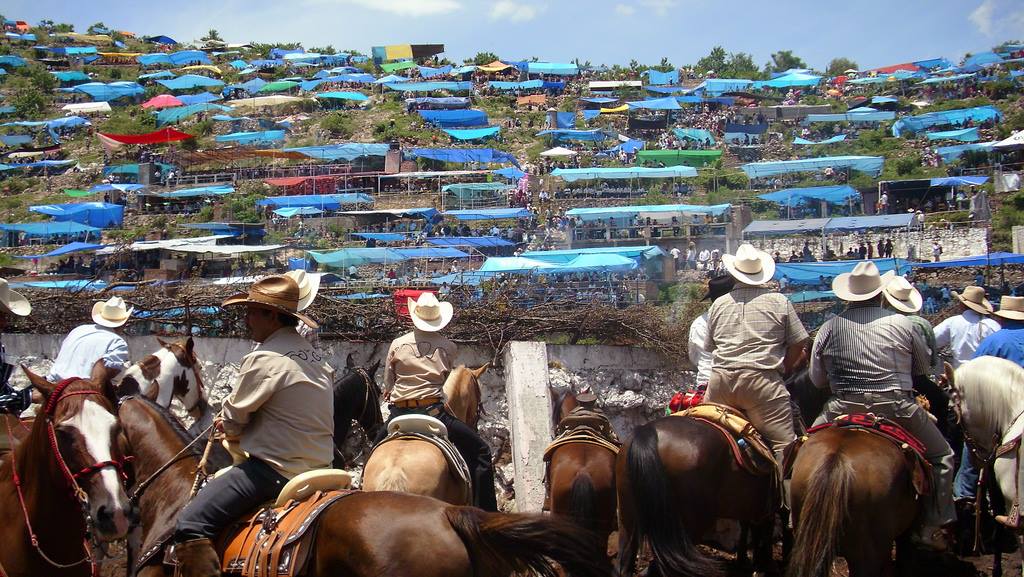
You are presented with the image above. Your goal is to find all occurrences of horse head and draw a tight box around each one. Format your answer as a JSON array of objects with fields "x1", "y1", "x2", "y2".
[
  {"x1": 117, "y1": 337, "x2": 206, "y2": 418},
  {"x1": 953, "y1": 356, "x2": 1024, "y2": 452},
  {"x1": 333, "y1": 358, "x2": 385, "y2": 446},
  {"x1": 22, "y1": 366, "x2": 134, "y2": 542}
]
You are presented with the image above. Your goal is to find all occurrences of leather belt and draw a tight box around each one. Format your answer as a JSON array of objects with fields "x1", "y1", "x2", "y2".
[{"x1": 393, "y1": 397, "x2": 442, "y2": 409}]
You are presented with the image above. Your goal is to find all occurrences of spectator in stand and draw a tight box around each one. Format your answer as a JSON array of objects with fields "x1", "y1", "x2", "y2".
[
  {"x1": 932, "y1": 242, "x2": 942, "y2": 263},
  {"x1": 686, "y1": 243, "x2": 697, "y2": 270}
]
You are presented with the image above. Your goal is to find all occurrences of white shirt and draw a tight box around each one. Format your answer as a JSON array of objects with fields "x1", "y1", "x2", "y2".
[
  {"x1": 670, "y1": 248, "x2": 681, "y2": 259},
  {"x1": 933, "y1": 310, "x2": 1000, "y2": 367},
  {"x1": 688, "y1": 312, "x2": 713, "y2": 386},
  {"x1": 697, "y1": 249, "x2": 711, "y2": 263},
  {"x1": 48, "y1": 324, "x2": 130, "y2": 383}
]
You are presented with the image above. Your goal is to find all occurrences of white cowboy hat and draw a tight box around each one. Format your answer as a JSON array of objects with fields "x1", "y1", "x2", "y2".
[
  {"x1": 831, "y1": 261, "x2": 895, "y2": 302},
  {"x1": 995, "y1": 296, "x2": 1024, "y2": 321},
  {"x1": 882, "y1": 275, "x2": 923, "y2": 313},
  {"x1": 721, "y1": 244, "x2": 775, "y2": 286},
  {"x1": 953, "y1": 286, "x2": 993, "y2": 315},
  {"x1": 92, "y1": 296, "x2": 133, "y2": 328},
  {"x1": 284, "y1": 270, "x2": 320, "y2": 312},
  {"x1": 0, "y1": 278, "x2": 30, "y2": 316},
  {"x1": 408, "y1": 292, "x2": 453, "y2": 332}
]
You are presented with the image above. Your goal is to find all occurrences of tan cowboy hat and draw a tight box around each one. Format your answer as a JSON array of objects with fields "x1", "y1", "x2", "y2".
[
  {"x1": 832, "y1": 261, "x2": 895, "y2": 302},
  {"x1": 92, "y1": 296, "x2": 133, "y2": 328},
  {"x1": 283, "y1": 270, "x2": 320, "y2": 312},
  {"x1": 722, "y1": 243, "x2": 775, "y2": 286},
  {"x1": 222, "y1": 275, "x2": 318, "y2": 329},
  {"x1": 0, "y1": 278, "x2": 30, "y2": 317},
  {"x1": 882, "y1": 275, "x2": 923, "y2": 313},
  {"x1": 953, "y1": 286, "x2": 993, "y2": 315},
  {"x1": 995, "y1": 296, "x2": 1024, "y2": 321},
  {"x1": 408, "y1": 292, "x2": 453, "y2": 332}
]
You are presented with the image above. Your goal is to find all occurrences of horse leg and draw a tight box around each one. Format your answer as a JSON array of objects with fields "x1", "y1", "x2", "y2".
[
  {"x1": 615, "y1": 500, "x2": 640, "y2": 577},
  {"x1": 736, "y1": 523, "x2": 749, "y2": 568},
  {"x1": 751, "y1": 520, "x2": 781, "y2": 577}
]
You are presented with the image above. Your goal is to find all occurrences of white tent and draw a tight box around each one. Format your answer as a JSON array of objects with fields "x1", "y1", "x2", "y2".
[
  {"x1": 994, "y1": 130, "x2": 1024, "y2": 151},
  {"x1": 540, "y1": 146, "x2": 577, "y2": 157},
  {"x1": 61, "y1": 102, "x2": 112, "y2": 114}
]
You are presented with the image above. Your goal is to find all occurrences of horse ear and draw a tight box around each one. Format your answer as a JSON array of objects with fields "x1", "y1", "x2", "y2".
[
  {"x1": 156, "y1": 337, "x2": 169, "y2": 347},
  {"x1": 345, "y1": 353, "x2": 355, "y2": 369},
  {"x1": 471, "y1": 363, "x2": 490, "y2": 378},
  {"x1": 22, "y1": 365, "x2": 54, "y2": 400},
  {"x1": 370, "y1": 359, "x2": 381, "y2": 376},
  {"x1": 943, "y1": 361, "x2": 955, "y2": 388},
  {"x1": 184, "y1": 336, "x2": 195, "y2": 356}
]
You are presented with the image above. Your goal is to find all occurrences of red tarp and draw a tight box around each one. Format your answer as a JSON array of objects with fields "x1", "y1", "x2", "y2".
[
  {"x1": 141, "y1": 95, "x2": 184, "y2": 109},
  {"x1": 264, "y1": 175, "x2": 341, "y2": 187},
  {"x1": 393, "y1": 289, "x2": 434, "y2": 318},
  {"x1": 97, "y1": 128, "x2": 194, "y2": 148},
  {"x1": 870, "y1": 63, "x2": 920, "y2": 75}
]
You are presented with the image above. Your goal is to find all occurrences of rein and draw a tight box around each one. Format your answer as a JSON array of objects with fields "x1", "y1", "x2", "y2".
[{"x1": 128, "y1": 423, "x2": 213, "y2": 504}]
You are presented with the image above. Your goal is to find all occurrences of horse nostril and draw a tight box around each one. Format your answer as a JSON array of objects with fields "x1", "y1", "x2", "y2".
[{"x1": 96, "y1": 505, "x2": 112, "y2": 522}]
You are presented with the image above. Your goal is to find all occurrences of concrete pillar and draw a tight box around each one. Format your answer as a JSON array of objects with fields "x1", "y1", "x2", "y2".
[{"x1": 503, "y1": 341, "x2": 552, "y2": 512}]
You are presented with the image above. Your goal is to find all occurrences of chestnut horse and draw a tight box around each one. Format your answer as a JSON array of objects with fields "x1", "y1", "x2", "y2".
[
  {"x1": 616, "y1": 415, "x2": 777, "y2": 577},
  {"x1": 547, "y1": 391, "x2": 618, "y2": 549},
  {"x1": 0, "y1": 368, "x2": 135, "y2": 577},
  {"x1": 118, "y1": 396, "x2": 611, "y2": 577},
  {"x1": 443, "y1": 364, "x2": 488, "y2": 428},
  {"x1": 116, "y1": 337, "x2": 206, "y2": 420}
]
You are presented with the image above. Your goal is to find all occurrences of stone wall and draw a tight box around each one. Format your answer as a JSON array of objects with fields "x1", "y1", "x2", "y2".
[{"x1": 747, "y1": 225, "x2": 987, "y2": 262}]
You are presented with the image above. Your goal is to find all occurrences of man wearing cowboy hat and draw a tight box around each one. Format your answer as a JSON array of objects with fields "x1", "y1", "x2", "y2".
[
  {"x1": 172, "y1": 275, "x2": 335, "y2": 573},
  {"x1": 379, "y1": 292, "x2": 498, "y2": 511},
  {"x1": 705, "y1": 244, "x2": 809, "y2": 473},
  {"x1": 809, "y1": 262, "x2": 955, "y2": 550},
  {"x1": 689, "y1": 274, "x2": 735, "y2": 391},
  {"x1": 934, "y1": 286, "x2": 999, "y2": 369},
  {"x1": 47, "y1": 296, "x2": 132, "y2": 384},
  {"x1": 0, "y1": 278, "x2": 33, "y2": 416}
]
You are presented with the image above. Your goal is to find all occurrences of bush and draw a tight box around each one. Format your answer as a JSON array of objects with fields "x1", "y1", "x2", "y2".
[
  {"x1": 894, "y1": 154, "x2": 922, "y2": 176},
  {"x1": 320, "y1": 112, "x2": 355, "y2": 138}
]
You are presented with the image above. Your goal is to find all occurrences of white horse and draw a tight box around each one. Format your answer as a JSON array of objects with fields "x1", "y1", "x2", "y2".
[{"x1": 115, "y1": 337, "x2": 208, "y2": 427}]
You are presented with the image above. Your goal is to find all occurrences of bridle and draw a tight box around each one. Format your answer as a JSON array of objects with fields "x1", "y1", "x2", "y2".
[
  {"x1": 4, "y1": 378, "x2": 135, "y2": 574},
  {"x1": 353, "y1": 366, "x2": 383, "y2": 430}
]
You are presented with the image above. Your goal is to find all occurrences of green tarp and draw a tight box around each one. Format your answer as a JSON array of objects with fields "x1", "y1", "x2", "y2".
[
  {"x1": 636, "y1": 149, "x2": 722, "y2": 168},
  {"x1": 380, "y1": 60, "x2": 417, "y2": 73}
]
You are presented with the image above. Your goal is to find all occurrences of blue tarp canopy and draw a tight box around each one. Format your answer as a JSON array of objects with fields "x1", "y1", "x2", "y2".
[
  {"x1": 138, "y1": 50, "x2": 209, "y2": 67},
  {"x1": 158, "y1": 185, "x2": 234, "y2": 199},
  {"x1": 419, "y1": 65, "x2": 452, "y2": 78},
  {"x1": 674, "y1": 128, "x2": 715, "y2": 144},
  {"x1": 556, "y1": 112, "x2": 576, "y2": 129},
  {"x1": 71, "y1": 82, "x2": 144, "y2": 102},
  {"x1": 936, "y1": 142, "x2": 995, "y2": 163},
  {"x1": 273, "y1": 207, "x2": 323, "y2": 217},
  {"x1": 476, "y1": 253, "x2": 637, "y2": 276},
  {"x1": 156, "y1": 103, "x2": 230, "y2": 126},
  {"x1": 744, "y1": 214, "x2": 914, "y2": 235},
  {"x1": 418, "y1": 109, "x2": 488, "y2": 127},
  {"x1": 522, "y1": 246, "x2": 664, "y2": 263},
  {"x1": 406, "y1": 148, "x2": 518, "y2": 165},
  {"x1": 775, "y1": 258, "x2": 911, "y2": 285},
  {"x1": 892, "y1": 105, "x2": 1002, "y2": 137},
  {"x1": 257, "y1": 193, "x2": 373, "y2": 209},
  {"x1": 352, "y1": 232, "x2": 408, "y2": 242},
  {"x1": 0, "y1": 222, "x2": 100, "y2": 238},
  {"x1": 138, "y1": 70, "x2": 177, "y2": 80},
  {"x1": 527, "y1": 62, "x2": 578, "y2": 76},
  {"x1": 565, "y1": 203, "x2": 729, "y2": 222},
  {"x1": 338, "y1": 207, "x2": 439, "y2": 221},
  {"x1": 177, "y1": 92, "x2": 222, "y2": 105},
  {"x1": 913, "y1": 252, "x2": 1024, "y2": 269},
  {"x1": 805, "y1": 111, "x2": 896, "y2": 123},
  {"x1": 930, "y1": 176, "x2": 989, "y2": 187},
  {"x1": 52, "y1": 70, "x2": 91, "y2": 83},
  {"x1": 406, "y1": 97, "x2": 470, "y2": 108},
  {"x1": 793, "y1": 135, "x2": 847, "y2": 145},
  {"x1": 754, "y1": 72, "x2": 822, "y2": 89},
  {"x1": 222, "y1": 78, "x2": 267, "y2": 95},
  {"x1": 536, "y1": 129, "x2": 614, "y2": 142},
  {"x1": 494, "y1": 167, "x2": 527, "y2": 180},
  {"x1": 443, "y1": 126, "x2": 500, "y2": 141},
  {"x1": 384, "y1": 81, "x2": 472, "y2": 92},
  {"x1": 695, "y1": 79, "x2": 753, "y2": 95},
  {"x1": 825, "y1": 213, "x2": 915, "y2": 232},
  {"x1": 787, "y1": 290, "x2": 836, "y2": 303},
  {"x1": 214, "y1": 130, "x2": 286, "y2": 145},
  {"x1": 29, "y1": 202, "x2": 123, "y2": 227},
  {"x1": 309, "y1": 247, "x2": 469, "y2": 267},
  {"x1": 316, "y1": 91, "x2": 369, "y2": 102},
  {"x1": 284, "y1": 143, "x2": 390, "y2": 160},
  {"x1": 742, "y1": 156, "x2": 884, "y2": 178},
  {"x1": 643, "y1": 69, "x2": 679, "y2": 85},
  {"x1": 758, "y1": 185, "x2": 858, "y2": 207},
  {"x1": 444, "y1": 208, "x2": 532, "y2": 221},
  {"x1": 627, "y1": 97, "x2": 681, "y2": 111},
  {"x1": 552, "y1": 166, "x2": 698, "y2": 182},
  {"x1": 157, "y1": 75, "x2": 225, "y2": 92},
  {"x1": 919, "y1": 73, "x2": 976, "y2": 85},
  {"x1": 15, "y1": 241, "x2": 105, "y2": 260},
  {"x1": 426, "y1": 236, "x2": 515, "y2": 248},
  {"x1": 489, "y1": 79, "x2": 543, "y2": 91},
  {"x1": 925, "y1": 127, "x2": 979, "y2": 142}
]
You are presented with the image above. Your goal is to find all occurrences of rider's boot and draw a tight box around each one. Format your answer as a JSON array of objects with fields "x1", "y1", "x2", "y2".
[{"x1": 174, "y1": 538, "x2": 221, "y2": 577}]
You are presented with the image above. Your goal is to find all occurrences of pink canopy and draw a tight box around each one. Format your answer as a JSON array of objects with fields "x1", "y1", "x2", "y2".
[{"x1": 141, "y1": 94, "x2": 184, "y2": 110}]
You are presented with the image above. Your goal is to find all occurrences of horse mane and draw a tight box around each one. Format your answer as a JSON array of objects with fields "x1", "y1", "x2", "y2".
[
  {"x1": 955, "y1": 357, "x2": 1024, "y2": 446},
  {"x1": 122, "y1": 395, "x2": 206, "y2": 456}
]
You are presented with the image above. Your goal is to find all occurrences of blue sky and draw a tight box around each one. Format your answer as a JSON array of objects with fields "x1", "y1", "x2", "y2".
[{"x1": 4, "y1": 0, "x2": 1023, "y2": 70}]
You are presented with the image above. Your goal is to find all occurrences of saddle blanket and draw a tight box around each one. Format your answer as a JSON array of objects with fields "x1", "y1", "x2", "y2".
[
  {"x1": 545, "y1": 407, "x2": 620, "y2": 461},
  {"x1": 672, "y1": 402, "x2": 776, "y2": 477}
]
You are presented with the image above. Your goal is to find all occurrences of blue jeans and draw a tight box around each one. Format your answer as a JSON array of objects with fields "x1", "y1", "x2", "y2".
[{"x1": 954, "y1": 442, "x2": 980, "y2": 500}]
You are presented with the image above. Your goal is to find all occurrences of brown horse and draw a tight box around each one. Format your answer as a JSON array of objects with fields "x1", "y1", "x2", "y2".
[
  {"x1": 616, "y1": 415, "x2": 777, "y2": 577},
  {"x1": 444, "y1": 364, "x2": 488, "y2": 428},
  {"x1": 118, "y1": 396, "x2": 611, "y2": 577},
  {"x1": 116, "y1": 337, "x2": 206, "y2": 421},
  {"x1": 547, "y1": 391, "x2": 618, "y2": 550},
  {"x1": 0, "y1": 368, "x2": 135, "y2": 577}
]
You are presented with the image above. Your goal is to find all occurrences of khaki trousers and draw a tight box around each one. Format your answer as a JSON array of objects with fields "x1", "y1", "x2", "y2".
[{"x1": 704, "y1": 367, "x2": 796, "y2": 469}]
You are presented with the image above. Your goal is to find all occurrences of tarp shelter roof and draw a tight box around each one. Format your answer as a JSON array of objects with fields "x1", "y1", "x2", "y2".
[
  {"x1": 142, "y1": 94, "x2": 184, "y2": 109},
  {"x1": 758, "y1": 185, "x2": 859, "y2": 207},
  {"x1": 283, "y1": 143, "x2": 389, "y2": 160},
  {"x1": 309, "y1": 247, "x2": 468, "y2": 268},
  {"x1": 426, "y1": 236, "x2": 515, "y2": 248},
  {"x1": 273, "y1": 207, "x2": 323, "y2": 217},
  {"x1": 157, "y1": 75, "x2": 224, "y2": 91},
  {"x1": 744, "y1": 214, "x2": 914, "y2": 235},
  {"x1": 804, "y1": 111, "x2": 896, "y2": 123},
  {"x1": 754, "y1": 72, "x2": 822, "y2": 89},
  {"x1": 258, "y1": 80, "x2": 299, "y2": 93},
  {"x1": 156, "y1": 103, "x2": 231, "y2": 126},
  {"x1": 444, "y1": 208, "x2": 533, "y2": 221},
  {"x1": 29, "y1": 202, "x2": 124, "y2": 228},
  {"x1": 214, "y1": 130, "x2": 286, "y2": 145},
  {"x1": 337, "y1": 208, "x2": 439, "y2": 221},
  {"x1": 635, "y1": 149, "x2": 721, "y2": 167},
  {"x1": 925, "y1": 127, "x2": 979, "y2": 142},
  {"x1": 527, "y1": 62, "x2": 578, "y2": 76},
  {"x1": 490, "y1": 80, "x2": 543, "y2": 91},
  {"x1": 540, "y1": 147, "x2": 577, "y2": 157},
  {"x1": 477, "y1": 61, "x2": 513, "y2": 73},
  {"x1": 168, "y1": 244, "x2": 285, "y2": 255},
  {"x1": 70, "y1": 81, "x2": 144, "y2": 102},
  {"x1": 15, "y1": 241, "x2": 105, "y2": 260},
  {"x1": 418, "y1": 109, "x2": 488, "y2": 128},
  {"x1": 775, "y1": 258, "x2": 911, "y2": 285},
  {"x1": 227, "y1": 96, "x2": 308, "y2": 108},
  {"x1": 674, "y1": 128, "x2": 716, "y2": 144},
  {"x1": 406, "y1": 148, "x2": 518, "y2": 165},
  {"x1": 158, "y1": 185, "x2": 234, "y2": 199},
  {"x1": 441, "y1": 182, "x2": 512, "y2": 194},
  {"x1": 536, "y1": 129, "x2": 614, "y2": 142},
  {"x1": 316, "y1": 91, "x2": 369, "y2": 101},
  {"x1": 566, "y1": 203, "x2": 730, "y2": 222},
  {"x1": 741, "y1": 156, "x2": 884, "y2": 178},
  {"x1": 521, "y1": 246, "x2": 665, "y2": 263},
  {"x1": 552, "y1": 166, "x2": 698, "y2": 182},
  {"x1": 793, "y1": 135, "x2": 847, "y2": 145},
  {"x1": 61, "y1": 102, "x2": 112, "y2": 114},
  {"x1": 352, "y1": 233, "x2": 408, "y2": 242},
  {"x1": 384, "y1": 81, "x2": 472, "y2": 92},
  {"x1": 892, "y1": 105, "x2": 1002, "y2": 137},
  {"x1": 626, "y1": 97, "x2": 681, "y2": 110},
  {"x1": 0, "y1": 222, "x2": 101, "y2": 237},
  {"x1": 743, "y1": 218, "x2": 834, "y2": 236},
  {"x1": 929, "y1": 176, "x2": 989, "y2": 187},
  {"x1": 256, "y1": 193, "x2": 373, "y2": 209},
  {"x1": 994, "y1": 130, "x2": 1024, "y2": 150},
  {"x1": 95, "y1": 235, "x2": 234, "y2": 254},
  {"x1": 444, "y1": 126, "x2": 501, "y2": 141},
  {"x1": 913, "y1": 252, "x2": 1024, "y2": 269},
  {"x1": 97, "y1": 128, "x2": 193, "y2": 148}
]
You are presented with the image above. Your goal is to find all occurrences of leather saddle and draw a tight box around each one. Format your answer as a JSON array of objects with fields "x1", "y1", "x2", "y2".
[
  {"x1": 544, "y1": 408, "x2": 620, "y2": 461},
  {"x1": 372, "y1": 414, "x2": 472, "y2": 503},
  {"x1": 672, "y1": 402, "x2": 776, "y2": 477}
]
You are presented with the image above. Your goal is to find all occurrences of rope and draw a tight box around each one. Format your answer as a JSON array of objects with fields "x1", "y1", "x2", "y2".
[
  {"x1": 129, "y1": 424, "x2": 212, "y2": 503},
  {"x1": 189, "y1": 417, "x2": 221, "y2": 499}
]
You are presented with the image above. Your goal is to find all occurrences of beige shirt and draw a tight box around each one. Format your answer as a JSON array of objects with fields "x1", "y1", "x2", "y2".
[
  {"x1": 222, "y1": 327, "x2": 335, "y2": 479},
  {"x1": 384, "y1": 329, "x2": 457, "y2": 403},
  {"x1": 705, "y1": 285, "x2": 808, "y2": 371}
]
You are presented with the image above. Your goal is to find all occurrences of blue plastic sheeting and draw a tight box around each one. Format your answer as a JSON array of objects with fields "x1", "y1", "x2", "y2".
[
  {"x1": 552, "y1": 166, "x2": 698, "y2": 182},
  {"x1": 536, "y1": 129, "x2": 614, "y2": 142},
  {"x1": 418, "y1": 109, "x2": 488, "y2": 128},
  {"x1": 316, "y1": 91, "x2": 369, "y2": 102},
  {"x1": 352, "y1": 232, "x2": 408, "y2": 242},
  {"x1": 385, "y1": 81, "x2": 472, "y2": 92},
  {"x1": 775, "y1": 259, "x2": 911, "y2": 285},
  {"x1": 646, "y1": 86, "x2": 687, "y2": 94},
  {"x1": 914, "y1": 58, "x2": 954, "y2": 70},
  {"x1": 627, "y1": 97, "x2": 682, "y2": 110},
  {"x1": 742, "y1": 156, "x2": 885, "y2": 178},
  {"x1": 52, "y1": 70, "x2": 91, "y2": 83},
  {"x1": 0, "y1": 135, "x2": 33, "y2": 146},
  {"x1": 15, "y1": 241, "x2": 104, "y2": 260},
  {"x1": 919, "y1": 73, "x2": 976, "y2": 85},
  {"x1": 892, "y1": 105, "x2": 1002, "y2": 137},
  {"x1": 489, "y1": 80, "x2": 544, "y2": 91},
  {"x1": 610, "y1": 139, "x2": 645, "y2": 154},
  {"x1": 494, "y1": 167, "x2": 527, "y2": 180},
  {"x1": 695, "y1": 78, "x2": 753, "y2": 95},
  {"x1": 451, "y1": 66, "x2": 477, "y2": 75},
  {"x1": 674, "y1": 128, "x2": 716, "y2": 144},
  {"x1": 936, "y1": 142, "x2": 995, "y2": 163},
  {"x1": 583, "y1": 110, "x2": 602, "y2": 121},
  {"x1": 725, "y1": 122, "x2": 768, "y2": 135},
  {"x1": 176, "y1": 92, "x2": 222, "y2": 105},
  {"x1": 527, "y1": 62, "x2": 578, "y2": 76},
  {"x1": 930, "y1": 176, "x2": 989, "y2": 187},
  {"x1": 962, "y1": 52, "x2": 1004, "y2": 71},
  {"x1": 793, "y1": 135, "x2": 847, "y2": 145},
  {"x1": 284, "y1": 143, "x2": 390, "y2": 160},
  {"x1": 805, "y1": 111, "x2": 896, "y2": 123},
  {"x1": 556, "y1": 112, "x2": 576, "y2": 129},
  {"x1": 406, "y1": 148, "x2": 518, "y2": 165},
  {"x1": 418, "y1": 65, "x2": 452, "y2": 78},
  {"x1": 925, "y1": 127, "x2": 980, "y2": 142},
  {"x1": 309, "y1": 247, "x2": 468, "y2": 268},
  {"x1": 521, "y1": 246, "x2": 665, "y2": 263},
  {"x1": 443, "y1": 126, "x2": 501, "y2": 141},
  {"x1": 72, "y1": 82, "x2": 144, "y2": 102},
  {"x1": 374, "y1": 74, "x2": 409, "y2": 84},
  {"x1": 753, "y1": 72, "x2": 822, "y2": 89},
  {"x1": 426, "y1": 236, "x2": 515, "y2": 248},
  {"x1": 156, "y1": 104, "x2": 231, "y2": 126},
  {"x1": 787, "y1": 290, "x2": 836, "y2": 303},
  {"x1": 444, "y1": 208, "x2": 533, "y2": 221},
  {"x1": 913, "y1": 252, "x2": 1024, "y2": 269},
  {"x1": 581, "y1": 97, "x2": 619, "y2": 104},
  {"x1": 273, "y1": 207, "x2": 323, "y2": 217},
  {"x1": 29, "y1": 202, "x2": 123, "y2": 228},
  {"x1": 0, "y1": 222, "x2": 100, "y2": 238},
  {"x1": 215, "y1": 130, "x2": 286, "y2": 145},
  {"x1": 872, "y1": 96, "x2": 899, "y2": 104},
  {"x1": 406, "y1": 97, "x2": 470, "y2": 108},
  {"x1": 643, "y1": 69, "x2": 679, "y2": 85},
  {"x1": 565, "y1": 203, "x2": 729, "y2": 221},
  {"x1": 257, "y1": 193, "x2": 374, "y2": 209},
  {"x1": 827, "y1": 213, "x2": 915, "y2": 232},
  {"x1": 758, "y1": 185, "x2": 858, "y2": 207},
  {"x1": 159, "y1": 185, "x2": 234, "y2": 199},
  {"x1": 158, "y1": 75, "x2": 225, "y2": 92},
  {"x1": 477, "y1": 254, "x2": 636, "y2": 275},
  {"x1": 223, "y1": 78, "x2": 267, "y2": 96},
  {"x1": 0, "y1": 55, "x2": 27, "y2": 67}
]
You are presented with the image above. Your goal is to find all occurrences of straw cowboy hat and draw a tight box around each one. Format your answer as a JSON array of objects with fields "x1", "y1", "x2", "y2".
[
  {"x1": 995, "y1": 296, "x2": 1024, "y2": 321},
  {"x1": 953, "y1": 286, "x2": 993, "y2": 315},
  {"x1": 408, "y1": 292, "x2": 453, "y2": 332},
  {"x1": 882, "y1": 275, "x2": 923, "y2": 313},
  {"x1": 0, "y1": 278, "x2": 30, "y2": 317},
  {"x1": 283, "y1": 270, "x2": 320, "y2": 312},
  {"x1": 222, "y1": 275, "x2": 318, "y2": 329},
  {"x1": 92, "y1": 296, "x2": 133, "y2": 328},
  {"x1": 722, "y1": 244, "x2": 775, "y2": 286},
  {"x1": 831, "y1": 261, "x2": 895, "y2": 302}
]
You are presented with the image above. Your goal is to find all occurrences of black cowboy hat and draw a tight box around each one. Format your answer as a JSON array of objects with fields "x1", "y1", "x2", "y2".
[{"x1": 702, "y1": 274, "x2": 735, "y2": 301}]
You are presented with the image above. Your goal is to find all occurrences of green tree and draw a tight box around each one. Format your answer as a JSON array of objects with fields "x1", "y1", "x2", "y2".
[
  {"x1": 651, "y1": 57, "x2": 674, "y2": 72},
  {"x1": 11, "y1": 85, "x2": 50, "y2": 118},
  {"x1": 766, "y1": 50, "x2": 807, "y2": 73},
  {"x1": 470, "y1": 52, "x2": 499, "y2": 65},
  {"x1": 727, "y1": 52, "x2": 761, "y2": 79},
  {"x1": 320, "y1": 112, "x2": 355, "y2": 138},
  {"x1": 201, "y1": 29, "x2": 223, "y2": 42},
  {"x1": 825, "y1": 57, "x2": 859, "y2": 76},
  {"x1": 695, "y1": 46, "x2": 728, "y2": 75},
  {"x1": 86, "y1": 22, "x2": 108, "y2": 35}
]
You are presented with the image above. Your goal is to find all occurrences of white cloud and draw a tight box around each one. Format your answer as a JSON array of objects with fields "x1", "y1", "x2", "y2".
[
  {"x1": 490, "y1": 0, "x2": 547, "y2": 22},
  {"x1": 639, "y1": 0, "x2": 678, "y2": 16},
  {"x1": 969, "y1": 0, "x2": 995, "y2": 36},
  {"x1": 615, "y1": 4, "x2": 636, "y2": 16},
  {"x1": 307, "y1": 0, "x2": 462, "y2": 17},
  {"x1": 969, "y1": 0, "x2": 1024, "y2": 37}
]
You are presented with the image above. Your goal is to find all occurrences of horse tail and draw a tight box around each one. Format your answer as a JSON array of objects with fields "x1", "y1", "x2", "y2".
[
  {"x1": 787, "y1": 450, "x2": 853, "y2": 577},
  {"x1": 625, "y1": 422, "x2": 719, "y2": 577},
  {"x1": 445, "y1": 506, "x2": 610, "y2": 577},
  {"x1": 568, "y1": 471, "x2": 597, "y2": 532},
  {"x1": 372, "y1": 466, "x2": 408, "y2": 493}
]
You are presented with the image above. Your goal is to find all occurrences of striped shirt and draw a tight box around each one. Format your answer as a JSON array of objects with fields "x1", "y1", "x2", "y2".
[
  {"x1": 705, "y1": 285, "x2": 808, "y2": 371},
  {"x1": 809, "y1": 303, "x2": 928, "y2": 394}
]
